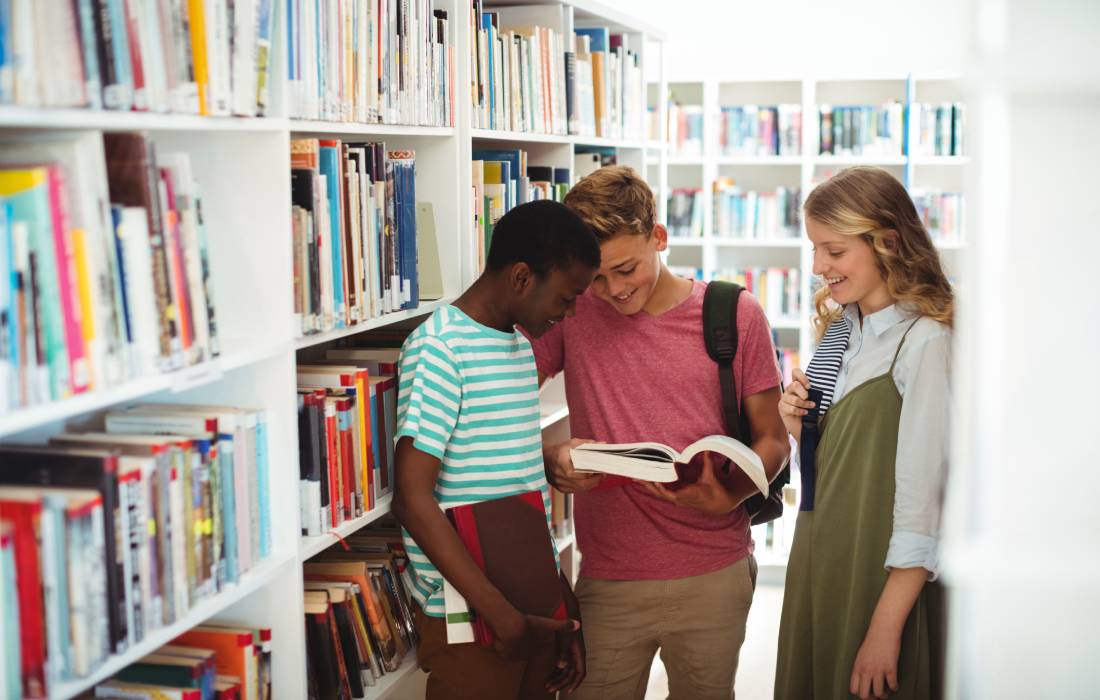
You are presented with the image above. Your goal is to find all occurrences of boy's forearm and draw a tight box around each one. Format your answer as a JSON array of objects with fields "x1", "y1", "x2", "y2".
[
  {"x1": 560, "y1": 572, "x2": 580, "y2": 620},
  {"x1": 394, "y1": 489, "x2": 515, "y2": 625},
  {"x1": 753, "y1": 433, "x2": 791, "y2": 484}
]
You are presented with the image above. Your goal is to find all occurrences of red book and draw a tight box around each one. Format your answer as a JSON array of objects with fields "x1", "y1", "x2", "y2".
[
  {"x1": 445, "y1": 490, "x2": 566, "y2": 647},
  {"x1": 124, "y1": 0, "x2": 147, "y2": 110},
  {"x1": 0, "y1": 498, "x2": 47, "y2": 698},
  {"x1": 337, "y1": 397, "x2": 355, "y2": 520},
  {"x1": 323, "y1": 399, "x2": 340, "y2": 527}
]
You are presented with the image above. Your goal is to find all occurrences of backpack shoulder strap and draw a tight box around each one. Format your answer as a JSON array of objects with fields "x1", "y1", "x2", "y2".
[{"x1": 702, "y1": 281, "x2": 743, "y2": 439}]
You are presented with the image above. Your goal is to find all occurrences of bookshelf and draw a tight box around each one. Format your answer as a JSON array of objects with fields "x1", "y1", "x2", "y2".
[
  {"x1": 648, "y1": 74, "x2": 969, "y2": 567},
  {"x1": 0, "y1": 1, "x2": 663, "y2": 698}
]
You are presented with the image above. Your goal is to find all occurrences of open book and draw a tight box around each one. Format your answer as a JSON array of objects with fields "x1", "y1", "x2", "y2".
[{"x1": 570, "y1": 435, "x2": 769, "y2": 497}]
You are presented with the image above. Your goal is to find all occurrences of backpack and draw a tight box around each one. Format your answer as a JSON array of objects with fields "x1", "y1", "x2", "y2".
[{"x1": 702, "y1": 281, "x2": 790, "y2": 526}]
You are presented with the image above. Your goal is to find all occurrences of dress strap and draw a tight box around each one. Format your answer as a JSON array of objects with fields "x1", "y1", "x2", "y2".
[{"x1": 889, "y1": 319, "x2": 922, "y2": 374}]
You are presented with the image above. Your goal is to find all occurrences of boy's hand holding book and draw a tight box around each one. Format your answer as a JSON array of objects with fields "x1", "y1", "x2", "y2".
[
  {"x1": 640, "y1": 452, "x2": 761, "y2": 515},
  {"x1": 487, "y1": 602, "x2": 579, "y2": 662},
  {"x1": 544, "y1": 438, "x2": 605, "y2": 493}
]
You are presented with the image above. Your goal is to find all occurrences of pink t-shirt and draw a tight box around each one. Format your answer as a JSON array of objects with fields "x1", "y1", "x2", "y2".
[{"x1": 529, "y1": 280, "x2": 781, "y2": 580}]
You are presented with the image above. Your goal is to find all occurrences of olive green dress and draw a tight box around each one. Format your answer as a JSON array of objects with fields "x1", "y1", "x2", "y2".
[{"x1": 775, "y1": 325, "x2": 944, "y2": 699}]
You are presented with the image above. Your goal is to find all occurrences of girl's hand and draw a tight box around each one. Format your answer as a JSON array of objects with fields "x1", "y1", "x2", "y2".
[
  {"x1": 779, "y1": 368, "x2": 814, "y2": 442},
  {"x1": 849, "y1": 620, "x2": 902, "y2": 699}
]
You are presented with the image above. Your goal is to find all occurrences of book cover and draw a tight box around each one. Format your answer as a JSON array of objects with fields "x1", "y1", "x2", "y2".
[{"x1": 444, "y1": 490, "x2": 564, "y2": 647}]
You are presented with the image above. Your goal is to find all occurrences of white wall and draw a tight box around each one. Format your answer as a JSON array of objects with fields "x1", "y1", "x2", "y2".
[{"x1": 607, "y1": 0, "x2": 968, "y2": 78}]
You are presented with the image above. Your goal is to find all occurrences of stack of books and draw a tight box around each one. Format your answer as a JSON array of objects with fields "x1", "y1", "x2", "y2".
[
  {"x1": 92, "y1": 625, "x2": 272, "y2": 700},
  {"x1": 0, "y1": 404, "x2": 271, "y2": 696},
  {"x1": 817, "y1": 103, "x2": 906, "y2": 156},
  {"x1": 291, "y1": 140, "x2": 442, "y2": 338},
  {"x1": 713, "y1": 179, "x2": 801, "y2": 239},
  {"x1": 910, "y1": 189, "x2": 964, "y2": 243},
  {"x1": 286, "y1": 0, "x2": 455, "y2": 126},
  {"x1": 667, "y1": 188, "x2": 704, "y2": 238},
  {"x1": 470, "y1": 3, "x2": 643, "y2": 139},
  {"x1": 719, "y1": 105, "x2": 802, "y2": 156},
  {"x1": 0, "y1": 132, "x2": 220, "y2": 412},
  {"x1": 0, "y1": 0, "x2": 277, "y2": 117},
  {"x1": 303, "y1": 527, "x2": 418, "y2": 695},
  {"x1": 713, "y1": 267, "x2": 801, "y2": 320},
  {"x1": 911, "y1": 103, "x2": 965, "y2": 156},
  {"x1": 297, "y1": 348, "x2": 402, "y2": 536},
  {"x1": 667, "y1": 104, "x2": 704, "y2": 156}
]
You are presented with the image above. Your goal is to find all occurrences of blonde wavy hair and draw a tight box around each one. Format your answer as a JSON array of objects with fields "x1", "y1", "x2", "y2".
[
  {"x1": 563, "y1": 165, "x2": 656, "y2": 241},
  {"x1": 805, "y1": 166, "x2": 954, "y2": 341}
]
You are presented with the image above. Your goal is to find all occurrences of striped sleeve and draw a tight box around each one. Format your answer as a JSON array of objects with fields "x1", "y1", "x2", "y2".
[{"x1": 397, "y1": 333, "x2": 462, "y2": 460}]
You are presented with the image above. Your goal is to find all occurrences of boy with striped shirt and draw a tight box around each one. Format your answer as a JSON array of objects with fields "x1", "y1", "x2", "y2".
[{"x1": 392, "y1": 200, "x2": 600, "y2": 699}]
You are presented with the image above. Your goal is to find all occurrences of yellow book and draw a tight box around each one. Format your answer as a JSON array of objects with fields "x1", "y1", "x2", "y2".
[
  {"x1": 189, "y1": 0, "x2": 210, "y2": 115},
  {"x1": 71, "y1": 228, "x2": 96, "y2": 388}
]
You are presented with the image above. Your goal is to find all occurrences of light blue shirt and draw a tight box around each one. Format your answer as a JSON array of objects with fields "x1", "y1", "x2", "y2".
[{"x1": 834, "y1": 304, "x2": 952, "y2": 580}]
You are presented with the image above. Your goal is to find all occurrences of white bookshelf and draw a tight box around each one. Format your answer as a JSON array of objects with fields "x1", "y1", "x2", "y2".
[
  {"x1": 0, "y1": 1, "x2": 662, "y2": 698},
  {"x1": 647, "y1": 74, "x2": 970, "y2": 567}
]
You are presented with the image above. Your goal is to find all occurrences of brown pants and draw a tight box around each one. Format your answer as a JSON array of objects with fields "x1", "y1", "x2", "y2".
[
  {"x1": 569, "y1": 556, "x2": 757, "y2": 700},
  {"x1": 414, "y1": 604, "x2": 558, "y2": 700}
]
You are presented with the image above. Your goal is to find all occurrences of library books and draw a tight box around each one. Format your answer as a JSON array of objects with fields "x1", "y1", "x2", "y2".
[
  {"x1": 1, "y1": 522, "x2": 20, "y2": 699},
  {"x1": 0, "y1": 0, "x2": 276, "y2": 117},
  {"x1": 668, "y1": 103, "x2": 704, "y2": 157},
  {"x1": 712, "y1": 179, "x2": 801, "y2": 240},
  {"x1": 817, "y1": 103, "x2": 905, "y2": 156},
  {"x1": 667, "y1": 188, "x2": 703, "y2": 238},
  {"x1": 297, "y1": 351, "x2": 401, "y2": 536},
  {"x1": 571, "y1": 435, "x2": 769, "y2": 495},
  {"x1": 911, "y1": 189, "x2": 964, "y2": 244},
  {"x1": 0, "y1": 131, "x2": 220, "y2": 412},
  {"x1": 291, "y1": 139, "x2": 419, "y2": 338},
  {"x1": 719, "y1": 105, "x2": 802, "y2": 157},
  {"x1": 776, "y1": 345, "x2": 801, "y2": 388},
  {"x1": 93, "y1": 626, "x2": 270, "y2": 700},
  {"x1": 714, "y1": 267, "x2": 801, "y2": 320},
  {"x1": 471, "y1": 149, "x2": 571, "y2": 269},
  {"x1": 469, "y1": 3, "x2": 643, "y2": 140},
  {"x1": 286, "y1": 0, "x2": 455, "y2": 127},
  {"x1": 911, "y1": 102, "x2": 965, "y2": 157},
  {"x1": 0, "y1": 483, "x2": 110, "y2": 696}
]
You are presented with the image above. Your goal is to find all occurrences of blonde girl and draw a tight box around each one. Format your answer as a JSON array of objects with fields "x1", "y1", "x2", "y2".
[{"x1": 775, "y1": 167, "x2": 952, "y2": 700}]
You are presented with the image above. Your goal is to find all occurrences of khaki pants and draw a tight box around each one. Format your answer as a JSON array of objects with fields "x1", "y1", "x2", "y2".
[
  {"x1": 570, "y1": 556, "x2": 757, "y2": 700},
  {"x1": 414, "y1": 604, "x2": 558, "y2": 700}
]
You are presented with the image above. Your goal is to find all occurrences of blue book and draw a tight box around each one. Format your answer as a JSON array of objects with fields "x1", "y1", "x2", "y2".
[
  {"x1": 553, "y1": 168, "x2": 571, "y2": 185},
  {"x1": 473, "y1": 149, "x2": 523, "y2": 207},
  {"x1": 106, "y1": 0, "x2": 133, "y2": 110},
  {"x1": 574, "y1": 27, "x2": 609, "y2": 53},
  {"x1": 74, "y1": 0, "x2": 103, "y2": 109},
  {"x1": 318, "y1": 146, "x2": 346, "y2": 326},
  {"x1": 254, "y1": 411, "x2": 271, "y2": 558},
  {"x1": 213, "y1": 435, "x2": 239, "y2": 585},
  {"x1": 0, "y1": 0, "x2": 11, "y2": 103},
  {"x1": 391, "y1": 154, "x2": 418, "y2": 309},
  {"x1": 255, "y1": 0, "x2": 275, "y2": 114}
]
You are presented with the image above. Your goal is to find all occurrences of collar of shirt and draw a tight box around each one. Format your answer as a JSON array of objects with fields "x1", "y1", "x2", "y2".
[{"x1": 843, "y1": 303, "x2": 915, "y2": 339}]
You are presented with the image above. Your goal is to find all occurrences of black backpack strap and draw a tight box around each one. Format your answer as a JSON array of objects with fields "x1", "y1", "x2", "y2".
[{"x1": 703, "y1": 281, "x2": 743, "y2": 440}]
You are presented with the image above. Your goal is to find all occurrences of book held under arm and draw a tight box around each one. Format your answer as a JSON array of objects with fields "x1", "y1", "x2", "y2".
[{"x1": 570, "y1": 435, "x2": 769, "y2": 497}]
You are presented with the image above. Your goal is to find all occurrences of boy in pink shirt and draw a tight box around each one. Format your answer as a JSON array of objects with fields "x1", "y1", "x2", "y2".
[{"x1": 529, "y1": 166, "x2": 790, "y2": 699}]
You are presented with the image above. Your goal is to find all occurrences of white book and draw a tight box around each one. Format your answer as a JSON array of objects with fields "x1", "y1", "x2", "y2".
[
  {"x1": 231, "y1": 0, "x2": 259, "y2": 116},
  {"x1": 570, "y1": 435, "x2": 769, "y2": 496},
  {"x1": 442, "y1": 577, "x2": 476, "y2": 644},
  {"x1": 117, "y1": 207, "x2": 161, "y2": 378}
]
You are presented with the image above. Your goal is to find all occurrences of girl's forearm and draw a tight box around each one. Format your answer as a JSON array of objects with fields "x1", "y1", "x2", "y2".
[{"x1": 869, "y1": 567, "x2": 929, "y2": 636}]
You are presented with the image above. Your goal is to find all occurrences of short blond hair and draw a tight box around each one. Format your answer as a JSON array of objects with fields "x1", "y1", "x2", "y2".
[{"x1": 563, "y1": 165, "x2": 656, "y2": 242}]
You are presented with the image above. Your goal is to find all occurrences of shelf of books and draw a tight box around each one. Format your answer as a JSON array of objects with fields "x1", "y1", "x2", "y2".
[
  {"x1": 653, "y1": 74, "x2": 968, "y2": 568},
  {"x1": 0, "y1": 0, "x2": 661, "y2": 698}
]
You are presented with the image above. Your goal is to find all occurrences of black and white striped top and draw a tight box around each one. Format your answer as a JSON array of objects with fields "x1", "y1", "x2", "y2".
[{"x1": 804, "y1": 316, "x2": 852, "y2": 414}]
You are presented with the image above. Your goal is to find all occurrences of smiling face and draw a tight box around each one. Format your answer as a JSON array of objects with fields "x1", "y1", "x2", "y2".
[
  {"x1": 515, "y1": 259, "x2": 597, "y2": 338},
  {"x1": 806, "y1": 216, "x2": 894, "y2": 315},
  {"x1": 591, "y1": 226, "x2": 667, "y2": 315}
]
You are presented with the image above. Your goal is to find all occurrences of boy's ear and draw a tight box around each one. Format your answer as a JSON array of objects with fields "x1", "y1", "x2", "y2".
[
  {"x1": 509, "y1": 261, "x2": 536, "y2": 296},
  {"x1": 652, "y1": 223, "x2": 669, "y2": 252}
]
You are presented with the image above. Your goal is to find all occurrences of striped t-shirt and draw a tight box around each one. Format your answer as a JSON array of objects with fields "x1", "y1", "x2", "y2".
[{"x1": 396, "y1": 305, "x2": 556, "y2": 617}]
